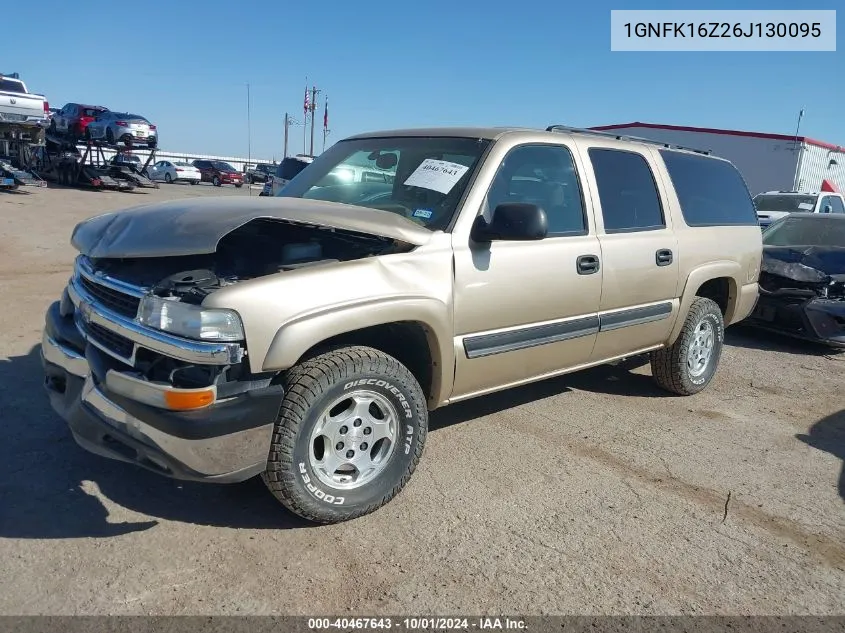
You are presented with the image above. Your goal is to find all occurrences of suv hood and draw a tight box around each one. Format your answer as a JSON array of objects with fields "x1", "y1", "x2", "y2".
[{"x1": 71, "y1": 196, "x2": 434, "y2": 259}]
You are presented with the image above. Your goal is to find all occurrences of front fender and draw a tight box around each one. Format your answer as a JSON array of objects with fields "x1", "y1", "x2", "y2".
[
  {"x1": 669, "y1": 261, "x2": 742, "y2": 345},
  {"x1": 262, "y1": 296, "x2": 454, "y2": 406}
]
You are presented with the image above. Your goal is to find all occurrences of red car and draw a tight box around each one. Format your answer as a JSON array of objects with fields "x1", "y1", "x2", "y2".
[
  {"x1": 50, "y1": 103, "x2": 109, "y2": 140},
  {"x1": 191, "y1": 159, "x2": 244, "y2": 187}
]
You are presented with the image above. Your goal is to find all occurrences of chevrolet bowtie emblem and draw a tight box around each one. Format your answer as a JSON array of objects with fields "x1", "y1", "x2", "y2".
[{"x1": 78, "y1": 300, "x2": 93, "y2": 322}]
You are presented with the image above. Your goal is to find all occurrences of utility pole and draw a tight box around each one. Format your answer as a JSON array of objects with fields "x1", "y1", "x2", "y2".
[
  {"x1": 792, "y1": 107, "x2": 805, "y2": 191},
  {"x1": 246, "y1": 82, "x2": 252, "y2": 196},
  {"x1": 308, "y1": 84, "x2": 320, "y2": 156},
  {"x1": 283, "y1": 112, "x2": 289, "y2": 158}
]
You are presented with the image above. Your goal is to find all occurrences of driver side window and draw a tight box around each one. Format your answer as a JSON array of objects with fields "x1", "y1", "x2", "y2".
[{"x1": 483, "y1": 144, "x2": 587, "y2": 236}]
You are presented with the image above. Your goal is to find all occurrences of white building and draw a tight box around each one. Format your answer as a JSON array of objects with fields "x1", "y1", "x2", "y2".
[{"x1": 589, "y1": 122, "x2": 845, "y2": 196}]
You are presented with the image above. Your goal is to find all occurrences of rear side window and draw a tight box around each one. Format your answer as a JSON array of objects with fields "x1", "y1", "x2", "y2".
[
  {"x1": 588, "y1": 148, "x2": 665, "y2": 233},
  {"x1": 829, "y1": 197, "x2": 845, "y2": 214},
  {"x1": 659, "y1": 150, "x2": 757, "y2": 226},
  {"x1": 0, "y1": 79, "x2": 25, "y2": 93},
  {"x1": 277, "y1": 158, "x2": 309, "y2": 180}
]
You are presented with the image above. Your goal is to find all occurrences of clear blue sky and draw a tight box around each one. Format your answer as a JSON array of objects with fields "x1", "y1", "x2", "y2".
[{"x1": 6, "y1": 0, "x2": 842, "y2": 160}]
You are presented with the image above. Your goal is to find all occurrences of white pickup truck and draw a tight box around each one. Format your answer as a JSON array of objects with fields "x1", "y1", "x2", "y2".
[
  {"x1": 0, "y1": 72, "x2": 49, "y2": 125},
  {"x1": 754, "y1": 190, "x2": 845, "y2": 229}
]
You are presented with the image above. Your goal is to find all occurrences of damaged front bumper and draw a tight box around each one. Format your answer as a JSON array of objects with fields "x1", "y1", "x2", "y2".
[
  {"x1": 747, "y1": 292, "x2": 845, "y2": 348},
  {"x1": 41, "y1": 268, "x2": 283, "y2": 482}
]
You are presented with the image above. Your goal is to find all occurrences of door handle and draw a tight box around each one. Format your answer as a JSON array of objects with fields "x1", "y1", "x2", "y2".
[
  {"x1": 576, "y1": 254, "x2": 600, "y2": 275},
  {"x1": 656, "y1": 249, "x2": 673, "y2": 266}
]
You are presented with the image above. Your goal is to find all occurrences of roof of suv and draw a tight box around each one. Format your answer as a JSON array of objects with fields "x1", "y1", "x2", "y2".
[{"x1": 345, "y1": 125, "x2": 716, "y2": 157}]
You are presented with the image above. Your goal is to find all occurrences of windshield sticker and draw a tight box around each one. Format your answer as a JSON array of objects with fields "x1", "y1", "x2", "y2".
[
  {"x1": 412, "y1": 208, "x2": 433, "y2": 219},
  {"x1": 403, "y1": 159, "x2": 469, "y2": 195},
  {"x1": 798, "y1": 202, "x2": 814, "y2": 210}
]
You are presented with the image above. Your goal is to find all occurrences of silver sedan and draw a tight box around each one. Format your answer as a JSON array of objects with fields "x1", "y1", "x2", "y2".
[{"x1": 85, "y1": 111, "x2": 158, "y2": 148}]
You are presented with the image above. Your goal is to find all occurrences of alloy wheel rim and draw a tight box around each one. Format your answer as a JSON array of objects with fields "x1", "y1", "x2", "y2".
[
  {"x1": 307, "y1": 389, "x2": 398, "y2": 490},
  {"x1": 687, "y1": 320, "x2": 715, "y2": 378}
]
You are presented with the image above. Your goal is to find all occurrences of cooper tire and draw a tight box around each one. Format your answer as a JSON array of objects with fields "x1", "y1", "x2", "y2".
[
  {"x1": 262, "y1": 345, "x2": 428, "y2": 524},
  {"x1": 650, "y1": 297, "x2": 724, "y2": 396}
]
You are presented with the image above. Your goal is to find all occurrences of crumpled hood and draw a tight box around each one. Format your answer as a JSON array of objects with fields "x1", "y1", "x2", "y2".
[
  {"x1": 762, "y1": 246, "x2": 845, "y2": 283},
  {"x1": 71, "y1": 196, "x2": 433, "y2": 259}
]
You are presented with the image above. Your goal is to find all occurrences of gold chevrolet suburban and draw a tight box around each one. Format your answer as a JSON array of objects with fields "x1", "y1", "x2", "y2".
[{"x1": 41, "y1": 126, "x2": 763, "y2": 523}]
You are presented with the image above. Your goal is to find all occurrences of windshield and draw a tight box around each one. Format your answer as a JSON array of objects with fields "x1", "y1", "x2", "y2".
[
  {"x1": 213, "y1": 161, "x2": 236, "y2": 171},
  {"x1": 277, "y1": 136, "x2": 491, "y2": 230},
  {"x1": 763, "y1": 216, "x2": 845, "y2": 247},
  {"x1": 754, "y1": 194, "x2": 817, "y2": 212},
  {"x1": 174, "y1": 162, "x2": 192, "y2": 167}
]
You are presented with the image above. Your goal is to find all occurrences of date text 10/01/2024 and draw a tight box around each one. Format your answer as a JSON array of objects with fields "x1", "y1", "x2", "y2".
[
  {"x1": 623, "y1": 22, "x2": 823, "y2": 38},
  {"x1": 307, "y1": 617, "x2": 527, "y2": 630}
]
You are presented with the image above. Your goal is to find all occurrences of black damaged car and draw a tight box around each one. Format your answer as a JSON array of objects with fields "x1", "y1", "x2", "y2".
[{"x1": 748, "y1": 212, "x2": 845, "y2": 348}]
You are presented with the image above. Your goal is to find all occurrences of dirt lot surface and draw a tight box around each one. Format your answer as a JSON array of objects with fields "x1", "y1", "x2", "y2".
[{"x1": 0, "y1": 184, "x2": 843, "y2": 616}]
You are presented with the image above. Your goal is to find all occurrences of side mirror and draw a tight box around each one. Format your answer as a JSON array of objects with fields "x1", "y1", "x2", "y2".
[{"x1": 471, "y1": 203, "x2": 548, "y2": 242}]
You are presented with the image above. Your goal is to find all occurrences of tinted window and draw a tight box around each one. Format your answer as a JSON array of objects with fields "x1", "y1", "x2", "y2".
[
  {"x1": 589, "y1": 149, "x2": 664, "y2": 232},
  {"x1": 660, "y1": 150, "x2": 757, "y2": 226},
  {"x1": 829, "y1": 196, "x2": 845, "y2": 214},
  {"x1": 0, "y1": 79, "x2": 25, "y2": 93},
  {"x1": 485, "y1": 144, "x2": 586, "y2": 235},
  {"x1": 277, "y1": 158, "x2": 311, "y2": 180}
]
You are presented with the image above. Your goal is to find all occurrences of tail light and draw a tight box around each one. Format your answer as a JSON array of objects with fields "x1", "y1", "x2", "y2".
[
  {"x1": 176, "y1": 168, "x2": 184, "y2": 172},
  {"x1": 149, "y1": 124, "x2": 157, "y2": 130},
  {"x1": 116, "y1": 121, "x2": 127, "y2": 127},
  {"x1": 43, "y1": 101, "x2": 50, "y2": 113}
]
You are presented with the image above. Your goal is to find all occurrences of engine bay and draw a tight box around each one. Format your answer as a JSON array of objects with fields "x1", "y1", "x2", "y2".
[{"x1": 88, "y1": 218, "x2": 411, "y2": 303}]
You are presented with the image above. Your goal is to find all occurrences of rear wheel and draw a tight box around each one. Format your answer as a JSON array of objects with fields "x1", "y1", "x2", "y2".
[
  {"x1": 651, "y1": 297, "x2": 724, "y2": 395},
  {"x1": 212, "y1": 175, "x2": 220, "y2": 186},
  {"x1": 164, "y1": 173, "x2": 172, "y2": 183},
  {"x1": 262, "y1": 346, "x2": 428, "y2": 524}
]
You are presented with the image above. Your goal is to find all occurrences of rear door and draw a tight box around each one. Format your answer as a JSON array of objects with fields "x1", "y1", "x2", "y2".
[{"x1": 575, "y1": 142, "x2": 680, "y2": 362}]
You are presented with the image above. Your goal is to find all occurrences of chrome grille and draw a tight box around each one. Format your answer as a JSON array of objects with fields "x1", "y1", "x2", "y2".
[
  {"x1": 78, "y1": 275, "x2": 141, "y2": 318},
  {"x1": 86, "y1": 322, "x2": 135, "y2": 359}
]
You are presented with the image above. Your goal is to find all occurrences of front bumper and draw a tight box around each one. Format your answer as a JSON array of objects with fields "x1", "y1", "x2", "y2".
[
  {"x1": 42, "y1": 300, "x2": 283, "y2": 483},
  {"x1": 746, "y1": 293, "x2": 845, "y2": 348}
]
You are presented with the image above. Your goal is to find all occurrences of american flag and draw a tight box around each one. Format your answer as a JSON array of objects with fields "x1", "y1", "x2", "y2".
[{"x1": 304, "y1": 82, "x2": 310, "y2": 115}]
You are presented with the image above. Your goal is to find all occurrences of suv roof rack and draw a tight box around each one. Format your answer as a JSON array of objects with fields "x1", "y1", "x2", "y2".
[{"x1": 545, "y1": 124, "x2": 712, "y2": 156}]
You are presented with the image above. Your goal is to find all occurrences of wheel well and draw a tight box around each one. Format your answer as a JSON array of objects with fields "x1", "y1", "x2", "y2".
[
  {"x1": 299, "y1": 321, "x2": 434, "y2": 400},
  {"x1": 695, "y1": 277, "x2": 732, "y2": 316}
]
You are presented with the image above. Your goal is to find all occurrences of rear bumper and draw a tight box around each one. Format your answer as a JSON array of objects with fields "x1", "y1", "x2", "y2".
[
  {"x1": 746, "y1": 293, "x2": 845, "y2": 348},
  {"x1": 42, "y1": 302, "x2": 282, "y2": 483}
]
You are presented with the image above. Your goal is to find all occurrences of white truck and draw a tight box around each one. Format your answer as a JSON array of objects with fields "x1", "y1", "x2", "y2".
[
  {"x1": 754, "y1": 190, "x2": 845, "y2": 229},
  {"x1": 0, "y1": 72, "x2": 49, "y2": 125}
]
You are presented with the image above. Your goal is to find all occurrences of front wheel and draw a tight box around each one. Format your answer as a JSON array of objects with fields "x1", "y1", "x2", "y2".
[
  {"x1": 262, "y1": 346, "x2": 428, "y2": 524},
  {"x1": 650, "y1": 297, "x2": 724, "y2": 396}
]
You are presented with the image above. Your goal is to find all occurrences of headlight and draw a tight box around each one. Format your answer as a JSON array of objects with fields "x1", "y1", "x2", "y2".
[{"x1": 138, "y1": 295, "x2": 244, "y2": 342}]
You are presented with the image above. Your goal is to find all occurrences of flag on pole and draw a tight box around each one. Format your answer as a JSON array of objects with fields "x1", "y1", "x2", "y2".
[
  {"x1": 323, "y1": 96, "x2": 328, "y2": 130},
  {"x1": 304, "y1": 81, "x2": 310, "y2": 115}
]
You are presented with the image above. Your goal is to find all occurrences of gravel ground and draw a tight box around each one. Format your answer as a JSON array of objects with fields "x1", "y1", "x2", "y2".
[{"x1": 0, "y1": 184, "x2": 843, "y2": 616}]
